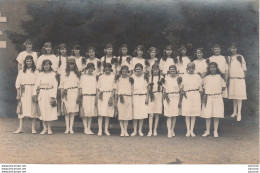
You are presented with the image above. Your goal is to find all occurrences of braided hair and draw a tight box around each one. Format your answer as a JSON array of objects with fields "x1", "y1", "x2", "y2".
[{"x1": 150, "y1": 64, "x2": 161, "y2": 92}]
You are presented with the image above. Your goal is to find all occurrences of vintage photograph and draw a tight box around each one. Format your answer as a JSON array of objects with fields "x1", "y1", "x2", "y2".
[{"x1": 0, "y1": 0, "x2": 258, "y2": 165}]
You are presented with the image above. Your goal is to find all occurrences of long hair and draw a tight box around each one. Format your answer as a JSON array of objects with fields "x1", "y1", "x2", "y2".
[
  {"x1": 65, "y1": 60, "x2": 81, "y2": 78},
  {"x1": 178, "y1": 45, "x2": 188, "y2": 64},
  {"x1": 71, "y1": 44, "x2": 81, "y2": 56},
  {"x1": 192, "y1": 48, "x2": 205, "y2": 62},
  {"x1": 228, "y1": 43, "x2": 242, "y2": 65},
  {"x1": 41, "y1": 42, "x2": 53, "y2": 55},
  {"x1": 162, "y1": 45, "x2": 177, "y2": 63},
  {"x1": 146, "y1": 47, "x2": 157, "y2": 60},
  {"x1": 151, "y1": 64, "x2": 161, "y2": 92},
  {"x1": 57, "y1": 43, "x2": 68, "y2": 68},
  {"x1": 133, "y1": 45, "x2": 145, "y2": 59},
  {"x1": 103, "y1": 43, "x2": 113, "y2": 66},
  {"x1": 205, "y1": 62, "x2": 225, "y2": 79},
  {"x1": 23, "y1": 55, "x2": 36, "y2": 73},
  {"x1": 118, "y1": 44, "x2": 128, "y2": 66},
  {"x1": 86, "y1": 46, "x2": 96, "y2": 59},
  {"x1": 41, "y1": 59, "x2": 53, "y2": 72}
]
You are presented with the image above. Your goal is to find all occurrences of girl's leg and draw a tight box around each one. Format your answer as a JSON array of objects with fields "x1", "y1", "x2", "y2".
[
  {"x1": 185, "y1": 116, "x2": 191, "y2": 137},
  {"x1": 97, "y1": 116, "x2": 103, "y2": 136},
  {"x1": 213, "y1": 118, "x2": 219, "y2": 137},
  {"x1": 237, "y1": 100, "x2": 242, "y2": 121},
  {"x1": 87, "y1": 117, "x2": 94, "y2": 134},
  {"x1": 147, "y1": 114, "x2": 154, "y2": 136},
  {"x1": 31, "y1": 118, "x2": 36, "y2": 134},
  {"x1": 40, "y1": 121, "x2": 47, "y2": 135},
  {"x1": 231, "y1": 100, "x2": 238, "y2": 117},
  {"x1": 153, "y1": 114, "x2": 159, "y2": 136},
  {"x1": 138, "y1": 119, "x2": 144, "y2": 136},
  {"x1": 131, "y1": 120, "x2": 137, "y2": 136},
  {"x1": 14, "y1": 118, "x2": 23, "y2": 134},
  {"x1": 119, "y1": 120, "x2": 124, "y2": 136},
  {"x1": 69, "y1": 113, "x2": 75, "y2": 134},
  {"x1": 64, "y1": 115, "x2": 70, "y2": 134},
  {"x1": 190, "y1": 116, "x2": 196, "y2": 137},
  {"x1": 47, "y1": 121, "x2": 52, "y2": 135},
  {"x1": 166, "y1": 117, "x2": 172, "y2": 138},
  {"x1": 171, "y1": 117, "x2": 176, "y2": 137},
  {"x1": 124, "y1": 120, "x2": 129, "y2": 137},
  {"x1": 82, "y1": 117, "x2": 88, "y2": 134},
  {"x1": 202, "y1": 118, "x2": 211, "y2": 137},
  {"x1": 104, "y1": 117, "x2": 110, "y2": 136}
]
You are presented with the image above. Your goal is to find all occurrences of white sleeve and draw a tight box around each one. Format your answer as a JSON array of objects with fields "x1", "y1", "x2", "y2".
[{"x1": 15, "y1": 71, "x2": 22, "y2": 89}]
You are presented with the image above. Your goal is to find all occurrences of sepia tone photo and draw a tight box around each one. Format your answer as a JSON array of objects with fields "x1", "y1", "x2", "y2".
[{"x1": 0, "y1": 0, "x2": 258, "y2": 164}]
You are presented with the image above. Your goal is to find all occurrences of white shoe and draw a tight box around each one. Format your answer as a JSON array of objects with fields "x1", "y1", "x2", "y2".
[
  {"x1": 70, "y1": 129, "x2": 74, "y2": 135},
  {"x1": 147, "y1": 131, "x2": 152, "y2": 137},
  {"x1": 168, "y1": 132, "x2": 172, "y2": 138},
  {"x1": 88, "y1": 129, "x2": 94, "y2": 135},
  {"x1": 191, "y1": 132, "x2": 196, "y2": 137},
  {"x1": 105, "y1": 130, "x2": 110, "y2": 136},
  {"x1": 48, "y1": 130, "x2": 53, "y2": 135},
  {"x1": 32, "y1": 129, "x2": 37, "y2": 134},
  {"x1": 98, "y1": 131, "x2": 102, "y2": 136},
  {"x1": 120, "y1": 132, "x2": 124, "y2": 137},
  {"x1": 138, "y1": 131, "x2": 144, "y2": 137},
  {"x1": 171, "y1": 131, "x2": 175, "y2": 137},
  {"x1": 14, "y1": 128, "x2": 22, "y2": 134},
  {"x1": 237, "y1": 115, "x2": 241, "y2": 121},
  {"x1": 202, "y1": 131, "x2": 210, "y2": 137},
  {"x1": 131, "y1": 131, "x2": 137, "y2": 137},
  {"x1": 230, "y1": 113, "x2": 237, "y2": 118},
  {"x1": 153, "y1": 131, "x2": 157, "y2": 136},
  {"x1": 124, "y1": 132, "x2": 129, "y2": 137},
  {"x1": 214, "y1": 131, "x2": 219, "y2": 138},
  {"x1": 64, "y1": 129, "x2": 69, "y2": 134},
  {"x1": 40, "y1": 129, "x2": 47, "y2": 135},
  {"x1": 186, "y1": 130, "x2": 190, "y2": 137}
]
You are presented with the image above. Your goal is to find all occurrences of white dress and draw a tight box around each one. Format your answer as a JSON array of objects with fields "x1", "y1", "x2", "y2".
[
  {"x1": 37, "y1": 54, "x2": 59, "y2": 72},
  {"x1": 181, "y1": 74, "x2": 202, "y2": 116},
  {"x1": 16, "y1": 51, "x2": 38, "y2": 69},
  {"x1": 97, "y1": 74, "x2": 116, "y2": 117},
  {"x1": 57, "y1": 56, "x2": 68, "y2": 76},
  {"x1": 69, "y1": 56, "x2": 85, "y2": 72},
  {"x1": 80, "y1": 74, "x2": 97, "y2": 117},
  {"x1": 59, "y1": 72, "x2": 80, "y2": 114},
  {"x1": 116, "y1": 77, "x2": 133, "y2": 120},
  {"x1": 148, "y1": 75, "x2": 163, "y2": 114},
  {"x1": 201, "y1": 74, "x2": 226, "y2": 118},
  {"x1": 131, "y1": 57, "x2": 147, "y2": 72},
  {"x1": 132, "y1": 74, "x2": 148, "y2": 119},
  {"x1": 86, "y1": 58, "x2": 101, "y2": 75},
  {"x1": 193, "y1": 59, "x2": 208, "y2": 77},
  {"x1": 176, "y1": 56, "x2": 190, "y2": 75},
  {"x1": 101, "y1": 56, "x2": 118, "y2": 74},
  {"x1": 160, "y1": 58, "x2": 175, "y2": 75},
  {"x1": 15, "y1": 69, "x2": 38, "y2": 118},
  {"x1": 33, "y1": 71, "x2": 58, "y2": 121},
  {"x1": 163, "y1": 75, "x2": 180, "y2": 117},
  {"x1": 117, "y1": 55, "x2": 133, "y2": 71},
  {"x1": 228, "y1": 54, "x2": 247, "y2": 100}
]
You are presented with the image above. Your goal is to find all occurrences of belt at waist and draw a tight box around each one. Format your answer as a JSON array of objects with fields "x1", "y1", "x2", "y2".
[
  {"x1": 133, "y1": 93, "x2": 146, "y2": 96},
  {"x1": 166, "y1": 91, "x2": 180, "y2": 94},
  {"x1": 119, "y1": 94, "x2": 132, "y2": 96},
  {"x1": 230, "y1": 77, "x2": 245, "y2": 79},
  {"x1": 83, "y1": 94, "x2": 96, "y2": 96},
  {"x1": 66, "y1": 86, "x2": 78, "y2": 90},
  {"x1": 206, "y1": 93, "x2": 222, "y2": 96},
  {"x1": 40, "y1": 87, "x2": 53, "y2": 90},
  {"x1": 184, "y1": 89, "x2": 199, "y2": 92},
  {"x1": 101, "y1": 90, "x2": 113, "y2": 93},
  {"x1": 22, "y1": 84, "x2": 35, "y2": 86}
]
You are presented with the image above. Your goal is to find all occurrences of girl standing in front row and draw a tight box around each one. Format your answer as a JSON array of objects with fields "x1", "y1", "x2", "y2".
[
  {"x1": 131, "y1": 63, "x2": 149, "y2": 137},
  {"x1": 59, "y1": 58, "x2": 81, "y2": 134},
  {"x1": 79, "y1": 63, "x2": 98, "y2": 135},
  {"x1": 227, "y1": 43, "x2": 247, "y2": 121},
  {"x1": 14, "y1": 55, "x2": 39, "y2": 134},
  {"x1": 163, "y1": 65, "x2": 182, "y2": 138},
  {"x1": 115, "y1": 65, "x2": 133, "y2": 137},
  {"x1": 97, "y1": 63, "x2": 116, "y2": 136},
  {"x1": 181, "y1": 62, "x2": 202, "y2": 137},
  {"x1": 201, "y1": 62, "x2": 226, "y2": 137},
  {"x1": 147, "y1": 63, "x2": 163, "y2": 137},
  {"x1": 33, "y1": 59, "x2": 58, "y2": 135}
]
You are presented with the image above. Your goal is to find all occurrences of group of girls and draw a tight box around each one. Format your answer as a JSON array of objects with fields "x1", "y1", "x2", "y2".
[{"x1": 14, "y1": 39, "x2": 247, "y2": 138}]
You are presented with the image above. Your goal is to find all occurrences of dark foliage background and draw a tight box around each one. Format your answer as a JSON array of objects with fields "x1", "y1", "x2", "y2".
[{"x1": 3, "y1": 0, "x2": 259, "y2": 117}]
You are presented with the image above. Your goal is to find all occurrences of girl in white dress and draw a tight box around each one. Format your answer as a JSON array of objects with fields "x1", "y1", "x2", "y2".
[
  {"x1": 160, "y1": 45, "x2": 177, "y2": 75},
  {"x1": 37, "y1": 42, "x2": 59, "y2": 72},
  {"x1": 181, "y1": 62, "x2": 202, "y2": 137},
  {"x1": 101, "y1": 43, "x2": 118, "y2": 74},
  {"x1": 227, "y1": 43, "x2": 247, "y2": 121},
  {"x1": 146, "y1": 47, "x2": 160, "y2": 76},
  {"x1": 59, "y1": 58, "x2": 81, "y2": 134},
  {"x1": 14, "y1": 55, "x2": 39, "y2": 134},
  {"x1": 118, "y1": 44, "x2": 133, "y2": 74},
  {"x1": 33, "y1": 59, "x2": 58, "y2": 135},
  {"x1": 163, "y1": 65, "x2": 182, "y2": 138},
  {"x1": 201, "y1": 62, "x2": 226, "y2": 137},
  {"x1": 79, "y1": 63, "x2": 98, "y2": 135},
  {"x1": 85, "y1": 47, "x2": 102, "y2": 75},
  {"x1": 193, "y1": 48, "x2": 208, "y2": 78},
  {"x1": 70, "y1": 44, "x2": 86, "y2": 73},
  {"x1": 131, "y1": 63, "x2": 149, "y2": 137},
  {"x1": 131, "y1": 45, "x2": 149, "y2": 74},
  {"x1": 97, "y1": 63, "x2": 116, "y2": 136},
  {"x1": 176, "y1": 45, "x2": 191, "y2": 76},
  {"x1": 115, "y1": 65, "x2": 133, "y2": 137},
  {"x1": 209, "y1": 44, "x2": 228, "y2": 98},
  {"x1": 16, "y1": 39, "x2": 38, "y2": 71},
  {"x1": 147, "y1": 63, "x2": 163, "y2": 137}
]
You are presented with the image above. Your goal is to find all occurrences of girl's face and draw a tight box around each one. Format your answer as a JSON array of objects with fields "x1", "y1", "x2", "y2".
[
  {"x1": 88, "y1": 49, "x2": 95, "y2": 58},
  {"x1": 74, "y1": 48, "x2": 80, "y2": 56},
  {"x1": 25, "y1": 59, "x2": 33, "y2": 68},
  {"x1": 166, "y1": 49, "x2": 172, "y2": 56},
  {"x1": 152, "y1": 66, "x2": 159, "y2": 75},
  {"x1": 196, "y1": 50, "x2": 203, "y2": 59},
  {"x1": 169, "y1": 67, "x2": 177, "y2": 77},
  {"x1": 104, "y1": 67, "x2": 111, "y2": 75},
  {"x1": 135, "y1": 66, "x2": 143, "y2": 76},
  {"x1": 150, "y1": 50, "x2": 156, "y2": 58},
  {"x1": 69, "y1": 62, "x2": 76, "y2": 71},
  {"x1": 121, "y1": 47, "x2": 128, "y2": 55},
  {"x1": 87, "y1": 67, "x2": 94, "y2": 74},
  {"x1": 137, "y1": 48, "x2": 143, "y2": 57},
  {"x1": 43, "y1": 62, "x2": 51, "y2": 72},
  {"x1": 60, "y1": 48, "x2": 67, "y2": 55},
  {"x1": 213, "y1": 47, "x2": 221, "y2": 55},
  {"x1": 187, "y1": 64, "x2": 195, "y2": 74},
  {"x1": 210, "y1": 65, "x2": 217, "y2": 74},
  {"x1": 121, "y1": 68, "x2": 128, "y2": 78},
  {"x1": 45, "y1": 45, "x2": 52, "y2": 54},
  {"x1": 106, "y1": 47, "x2": 113, "y2": 55},
  {"x1": 25, "y1": 43, "x2": 32, "y2": 51},
  {"x1": 230, "y1": 47, "x2": 237, "y2": 55},
  {"x1": 181, "y1": 48, "x2": 187, "y2": 56}
]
